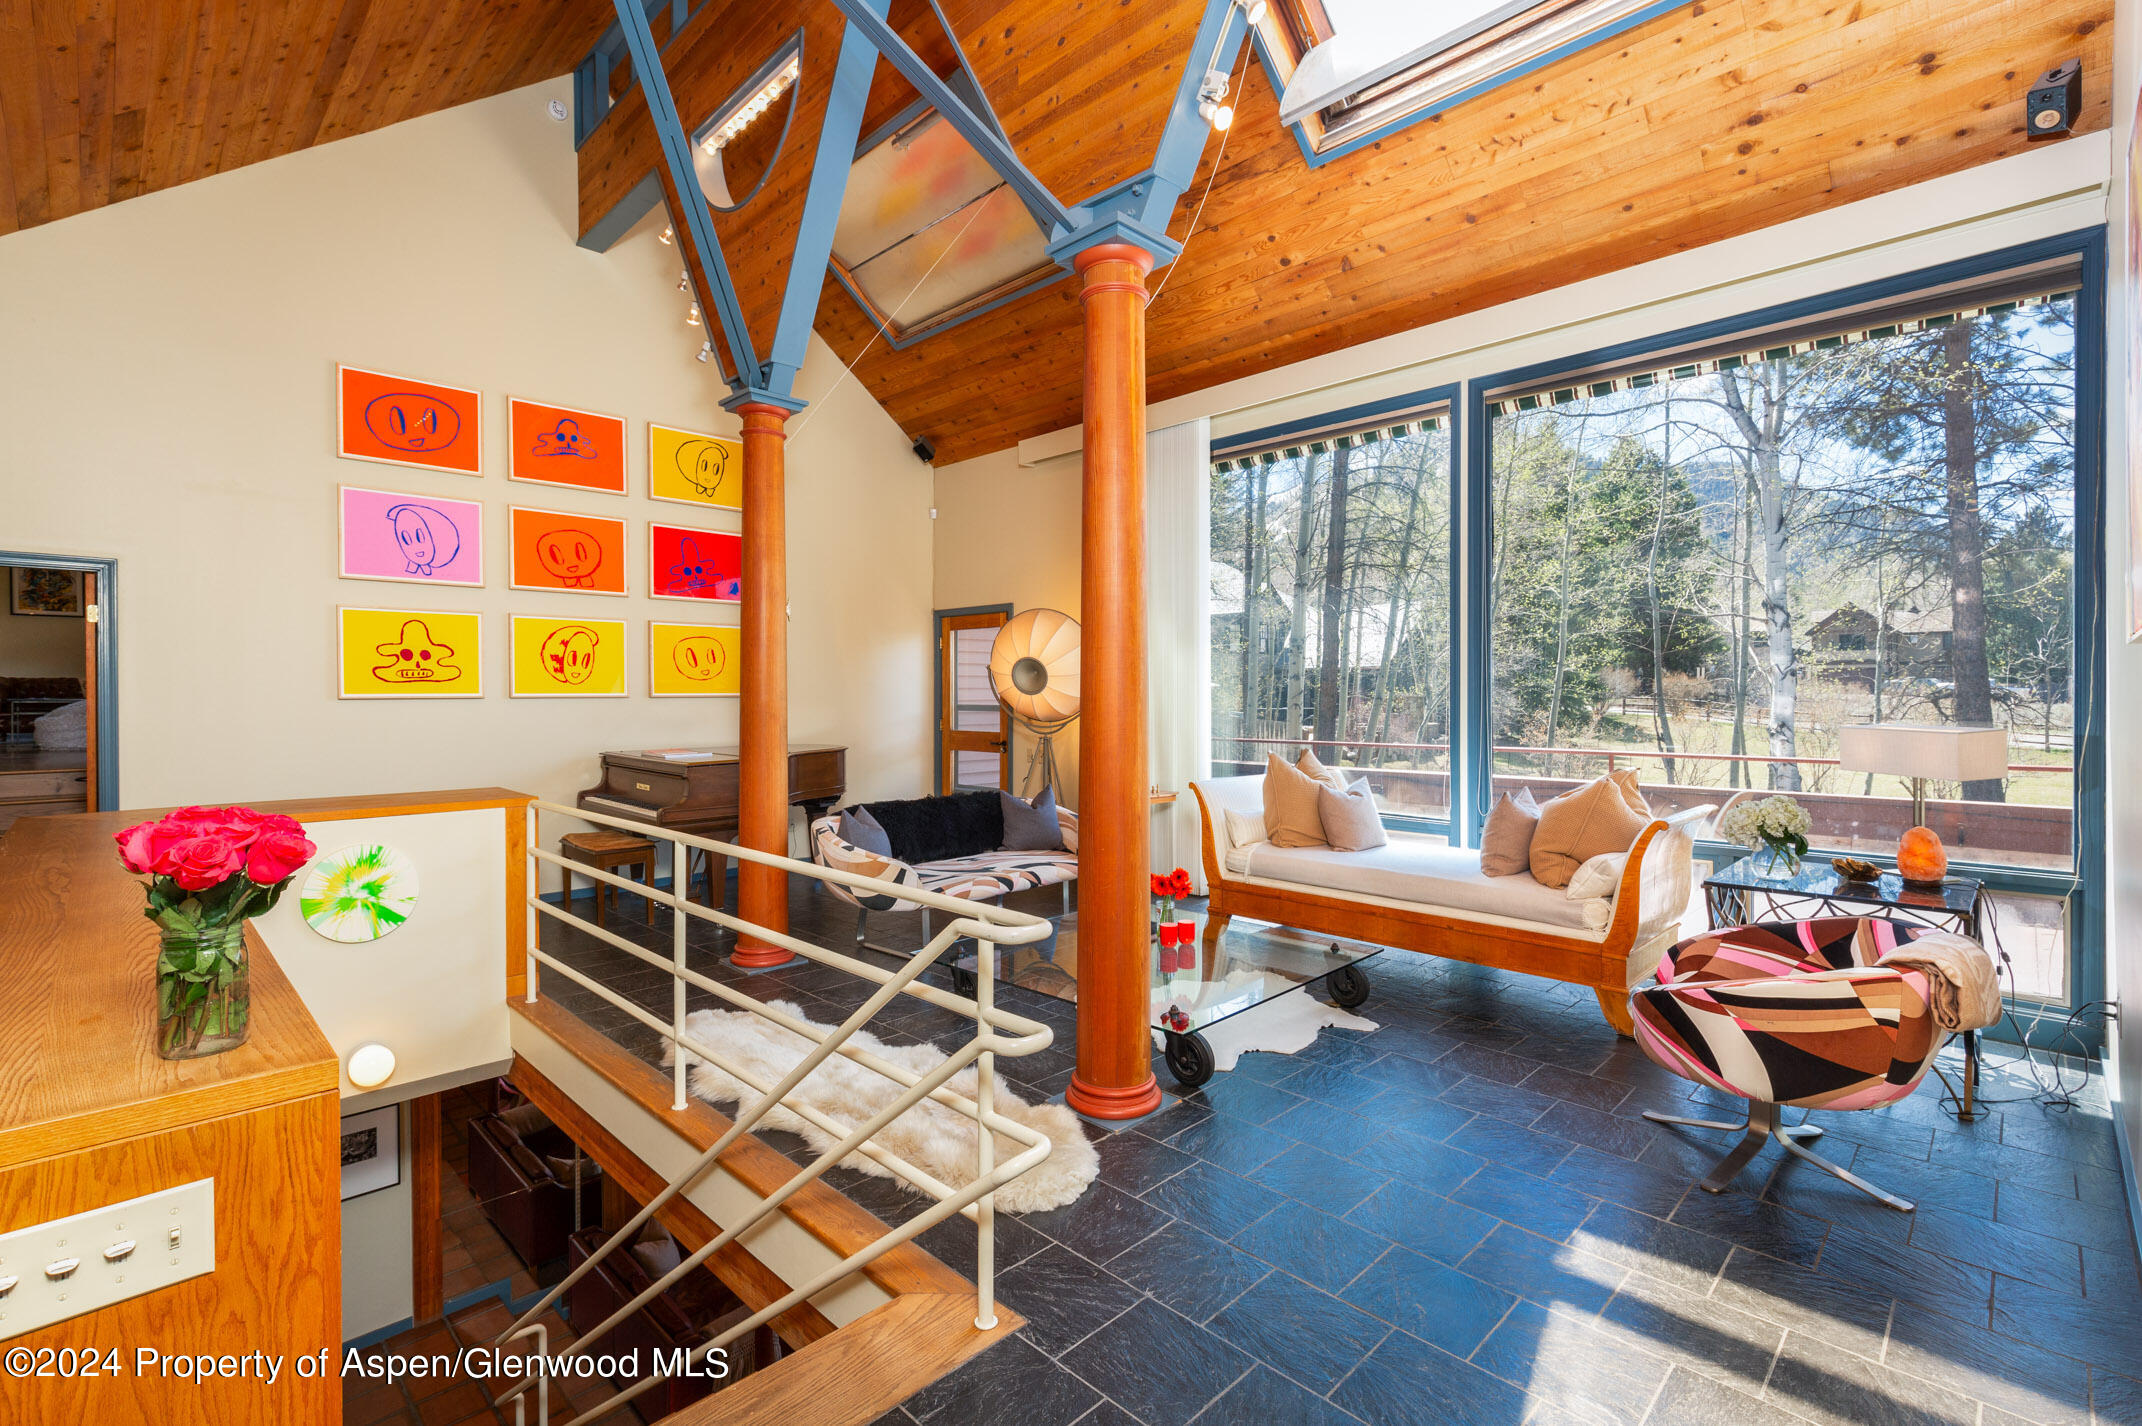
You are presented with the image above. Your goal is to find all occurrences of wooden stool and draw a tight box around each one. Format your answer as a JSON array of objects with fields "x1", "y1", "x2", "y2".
[{"x1": 560, "y1": 831, "x2": 656, "y2": 928}]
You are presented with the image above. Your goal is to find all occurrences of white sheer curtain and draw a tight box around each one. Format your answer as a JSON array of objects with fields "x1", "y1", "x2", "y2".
[{"x1": 1146, "y1": 416, "x2": 1212, "y2": 890}]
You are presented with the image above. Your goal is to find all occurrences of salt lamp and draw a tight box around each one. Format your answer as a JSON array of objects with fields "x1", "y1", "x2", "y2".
[{"x1": 1897, "y1": 826, "x2": 1948, "y2": 885}]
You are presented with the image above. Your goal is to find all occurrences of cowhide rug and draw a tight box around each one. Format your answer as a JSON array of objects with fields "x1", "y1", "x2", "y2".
[{"x1": 665, "y1": 1001, "x2": 1098, "y2": 1213}]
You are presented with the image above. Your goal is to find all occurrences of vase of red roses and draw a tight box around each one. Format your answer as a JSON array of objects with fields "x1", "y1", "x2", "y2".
[
  {"x1": 114, "y1": 806, "x2": 316, "y2": 1060},
  {"x1": 1150, "y1": 867, "x2": 1194, "y2": 974}
]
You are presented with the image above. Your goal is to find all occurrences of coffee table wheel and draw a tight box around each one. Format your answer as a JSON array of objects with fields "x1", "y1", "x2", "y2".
[
  {"x1": 1327, "y1": 964, "x2": 1370, "y2": 1010},
  {"x1": 1164, "y1": 1031, "x2": 1216, "y2": 1089}
]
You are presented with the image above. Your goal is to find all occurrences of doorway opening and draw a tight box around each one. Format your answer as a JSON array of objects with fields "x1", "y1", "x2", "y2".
[
  {"x1": 935, "y1": 606, "x2": 1011, "y2": 794},
  {"x1": 0, "y1": 552, "x2": 115, "y2": 829}
]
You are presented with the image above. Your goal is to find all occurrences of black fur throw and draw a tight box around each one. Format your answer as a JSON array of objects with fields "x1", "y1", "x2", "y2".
[{"x1": 858, "y1": 790, "x2": 1004, "y2": 865}]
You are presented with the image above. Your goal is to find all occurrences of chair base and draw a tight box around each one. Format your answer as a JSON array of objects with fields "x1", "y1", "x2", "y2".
[{"x1": 1643, "y1": 1101, "x2": 1914, "y2": 1211}]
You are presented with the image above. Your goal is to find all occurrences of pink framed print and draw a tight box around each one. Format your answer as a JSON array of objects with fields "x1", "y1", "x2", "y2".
[{"x1": 339, "y1": 485, "x2": 484, "y2": 588}]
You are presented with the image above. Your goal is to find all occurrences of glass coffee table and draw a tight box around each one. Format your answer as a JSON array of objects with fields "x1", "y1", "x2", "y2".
[{"x1": 944, "y1": 911, "x2": 1381, "y2": 1089}]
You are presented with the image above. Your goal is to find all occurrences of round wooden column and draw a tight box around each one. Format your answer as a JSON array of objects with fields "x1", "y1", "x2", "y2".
[
  {"x1": 733, "y1": 402, "x2": 793, "y2": 968},
  {"x1": 1065, "y1": 243, "x2": 1162, "y2": 1121}
]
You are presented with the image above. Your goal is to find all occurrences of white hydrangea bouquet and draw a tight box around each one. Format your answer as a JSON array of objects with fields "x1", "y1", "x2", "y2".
[{"x1": 1719, "y1": 794, "x2": 1812, "y2": 875}]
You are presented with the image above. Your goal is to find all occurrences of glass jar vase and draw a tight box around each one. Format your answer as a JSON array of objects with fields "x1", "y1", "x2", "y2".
[{"x1": 156, "y1": 925, "x2": 251, "y2": 1060}]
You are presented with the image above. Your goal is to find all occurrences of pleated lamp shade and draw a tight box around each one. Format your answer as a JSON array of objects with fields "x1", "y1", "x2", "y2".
[{"x1": 989, "y1": 608, "x2": 1081, "y2": 726}]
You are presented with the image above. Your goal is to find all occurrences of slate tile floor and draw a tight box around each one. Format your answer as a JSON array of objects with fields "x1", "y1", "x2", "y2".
[{"x1": 534, "y1": 877, "x2": 2142, "y2": 1426}]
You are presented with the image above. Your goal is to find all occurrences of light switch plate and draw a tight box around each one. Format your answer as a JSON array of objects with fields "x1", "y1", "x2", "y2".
[{"x1": 0, "y1": 1180, "x2": 215, "y2": 1340}]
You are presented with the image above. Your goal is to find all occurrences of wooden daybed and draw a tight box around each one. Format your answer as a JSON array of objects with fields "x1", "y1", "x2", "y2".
[{"x1": 1189, "y1": 775, "x2": 1711, "y2": 1036}]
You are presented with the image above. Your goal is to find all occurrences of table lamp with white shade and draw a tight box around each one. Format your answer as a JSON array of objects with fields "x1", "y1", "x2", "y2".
[{"x1": 1837, "y1": 722, "x2": 2008, "y2": 883}]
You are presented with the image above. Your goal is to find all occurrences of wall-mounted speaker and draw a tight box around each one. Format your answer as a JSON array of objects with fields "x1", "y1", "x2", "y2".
[
  {"x1": 912, "y1": 436, "x2": 937, "y2": 463},
  {"x1": 2027, "y1": 59, "x2": 2081, "y2": 140}
]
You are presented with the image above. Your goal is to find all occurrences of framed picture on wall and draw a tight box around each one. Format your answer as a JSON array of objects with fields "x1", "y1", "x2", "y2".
[
  {"x1": 508, "y1": 506, "x2": 629, "y2": 596},
  {"x1": 649, "y1": 424, "x2": 742, "y2": 510},
  {"x1": 10, "y1": 567, "x2": 84, "y2": 616},
  {"x1": 339, "y1": 485, "x2": 485, "y2": 588},
  {"x1": 509, "y1": 615, "x2": 628, "y2": 697},
  {"x1": 340, "y1": 1105, "x2": 401, "y2": 1201},
  {"x1": 650, "y1": 622, "x2": 739, "y2": 696},
  {"x1": 509, "y1": 397, "x2": 628, "y2": 494},
  {"x1": 649, "y1": 523, "x2": 741, "y2": 602},
  {"x1": 337, "y1": 366, "x2": 483, "y2": 477},
  {"x1": 337, "y1": 607, "x2": 484, "y2": 699}
]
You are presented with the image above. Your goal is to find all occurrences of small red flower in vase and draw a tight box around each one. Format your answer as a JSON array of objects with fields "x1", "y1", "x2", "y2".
[{"x1": 1150, "y1": 867, "x2": 1193, "y2": 972}]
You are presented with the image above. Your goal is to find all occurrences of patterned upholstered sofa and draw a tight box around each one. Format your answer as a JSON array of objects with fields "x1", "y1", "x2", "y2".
[{"x1": 811, "y1": 789, "x2": 1078, "y2": 937}]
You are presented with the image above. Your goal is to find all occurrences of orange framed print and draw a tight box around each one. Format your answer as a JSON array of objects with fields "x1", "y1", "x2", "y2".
[
  {"x1": 649, "y1": 423, "x2": 742, "y2": 510},
  {"x1": 337, "y1": 366, "x2": 483, "y2": 476},
  {"x1": 338, "y1": 607, "x2": 483, "y2": 699},
  {"x1": 507, "y1": 505, "x2": 628, "y2": 595},
  {"x1": 510, "y1": 615, "x2": 627, "y2": 697},
  {"x1": 650, "y1": 622, "x2": 739, "y2": 697},
  {"x1": 509, "y1": 398, "x2": 627, "y2": 494}
]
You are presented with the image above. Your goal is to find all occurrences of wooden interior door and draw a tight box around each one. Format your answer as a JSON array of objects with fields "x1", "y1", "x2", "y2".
[{"x1": 938, "y1": 610, "x2": 1011, "y2": 793}]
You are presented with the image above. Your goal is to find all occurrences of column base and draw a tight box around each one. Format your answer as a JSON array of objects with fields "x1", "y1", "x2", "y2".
[
  {"x1": 1065, "y1": 1071, "x2": 1162, "y2": 1122},
  {"x1": 730, "y1": 941, "x2": 798, "y2": 970}
]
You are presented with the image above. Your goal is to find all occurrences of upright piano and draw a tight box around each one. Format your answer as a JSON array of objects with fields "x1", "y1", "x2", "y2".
[{"x1": 577, "y1": 745, "x2": 847, "y2": 839}]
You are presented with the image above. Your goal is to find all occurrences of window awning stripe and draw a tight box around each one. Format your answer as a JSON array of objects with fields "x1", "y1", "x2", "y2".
[
  {"x1": 1210, "y1": 414, "x2": 1445, "y2": 474},
  {"x1": 1486, "y1": 289, "x2": 2075, "y2": 419}
]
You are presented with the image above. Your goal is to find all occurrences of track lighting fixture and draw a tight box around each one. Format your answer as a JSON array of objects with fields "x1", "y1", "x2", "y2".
[
  {"x1": 678, "y1": 272, "x2": 690, "y2": 292},
  {"x1": 658, "y1": 223, "x2": 674, "y2": 245},
  {"x1": 1197, "y1": 69, "x2": 1234, "y2": 130},
  {"x1": 1234, "y1": 0, "x2": 1266, "y2": 23},
  {"x1": 686, "y1": 304, "x2": 701, "y2": 327},
  {"x1": 695, "y1": 343, "x2": 712, "y2": 364},
  {"x1": 699, "y1": 53, "x2": 802, "y2": 155}
]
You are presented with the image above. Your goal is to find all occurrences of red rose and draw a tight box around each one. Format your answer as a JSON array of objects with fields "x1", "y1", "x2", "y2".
[
  {"x1": 167, "y1": 835, "x2": 246, "y2": 893},
  {"x1": 115, "y1": 820, "x2": 180, "y2": 874},
  {"x1": 245, "y1": 827, "x2": 316, "y2": 885}
]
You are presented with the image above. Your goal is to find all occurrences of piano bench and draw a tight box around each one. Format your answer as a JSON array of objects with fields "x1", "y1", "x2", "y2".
[{"x1": 560, "y1": 831, "x2": 657, "y2": 929}]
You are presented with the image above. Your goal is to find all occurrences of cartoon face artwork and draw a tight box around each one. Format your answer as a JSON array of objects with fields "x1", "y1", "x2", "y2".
[
  {"x1": 675, "y1": 439, "x2": 732, "y2": 503},
  {"x1": 371, "y1": 620, "x2": 460, "y2": 683},
  {"x1": 665, "y1": 536, "x2": 741, "y2": 600},
  {"x1": 537, "y1": 529, "x2": 603, "y2": 588},
  {"x1": 539, "y1": 625, "x2": 600, "y2": 685},
  {"x1": 383, "y1": 503, "x2": 462, "y2": 577},
  {"x1": 673, "y1": 635, "x2": 725, "y2": 682},
  {"x1": 364, "y1": 392, "x2": 463, "y2": 453},
  {"x1": 531, "y1": 418, "x2": 599, "y2": 460}
]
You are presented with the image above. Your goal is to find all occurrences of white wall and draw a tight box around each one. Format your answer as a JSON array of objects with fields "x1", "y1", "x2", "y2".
[
  {"x1": 342, "y1": 1105, "x2": 416, "y2": 1341},
  {"x1": 0, "y1": 76, "x2": 937, "y2": 820}
]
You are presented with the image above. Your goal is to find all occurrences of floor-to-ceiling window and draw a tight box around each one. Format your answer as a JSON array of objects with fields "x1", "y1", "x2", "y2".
[
  {"x1": 1202, "y1": 236, "x2": 2102, "y2": 1017},
  {"x1": 1209, "y1": 402, "x2": 1455, "y2": 826},
  {"x1": 1477, "y1": 245, "x2": 2100, "y2": 1007}
]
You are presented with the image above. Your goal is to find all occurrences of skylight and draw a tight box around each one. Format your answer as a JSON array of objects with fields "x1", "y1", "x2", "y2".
[{"x1": 1279, "y1": 0, "x2": 1662, "y2": 144}]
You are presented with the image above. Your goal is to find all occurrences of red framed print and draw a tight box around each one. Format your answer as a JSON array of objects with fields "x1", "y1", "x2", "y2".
[
  {"x1": 337, "y1": 366, "x2": 483, "y2": 476},
  {"x1": 508, "y1": 398, "x2": 627, "y2": 494},
  {"x1": 508, "y1": 506, "x2": 628, "y2": 596},
  {"x1": 649, "y1": 523, "x2": 741, "y2": 603}
]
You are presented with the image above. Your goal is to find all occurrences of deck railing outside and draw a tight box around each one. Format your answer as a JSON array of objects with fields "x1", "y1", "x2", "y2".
[{"x1": 495, "y1": 799, "x2": 1058, "y2": 1426}]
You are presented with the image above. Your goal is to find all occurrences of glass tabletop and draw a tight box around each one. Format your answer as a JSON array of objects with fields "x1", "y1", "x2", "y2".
[
  {"x1": 1704, "y1": 853, "x2": 1981, "y2": 916},
  {"x1": 949, "y1": 910, "x2": 1381, "y2": 1035}
]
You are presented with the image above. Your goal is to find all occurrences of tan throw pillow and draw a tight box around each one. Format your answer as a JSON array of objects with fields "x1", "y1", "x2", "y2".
[
  {"x1": 1608, "y1": 768, "x2": 1650, "y2": 818},
  {"x1": 1479, "y1": 788, "x2": 1541, "y2": 877},
  {"x1": 1262, "y1": 752, "x2": 1328, "y2": 847},
  {"x1": 1530, "y1": 775, "x2": 1653, "y2": 889},
  {"x1": 1317, "y1": 781, "x2": 1388, "y2": 852},
  {"x1": 1296, "y1": 747, "x2": 1351, "y2": 792}
]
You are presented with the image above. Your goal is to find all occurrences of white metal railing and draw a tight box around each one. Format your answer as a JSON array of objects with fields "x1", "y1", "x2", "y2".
[{"x1": 495, "y1": 799, "x2": 1058, "y2": 1426}]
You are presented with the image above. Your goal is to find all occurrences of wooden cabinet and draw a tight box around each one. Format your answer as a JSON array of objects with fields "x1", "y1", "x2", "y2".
[{"x1": 0, "y1": 813, "x2": 342, "y2": 1423}]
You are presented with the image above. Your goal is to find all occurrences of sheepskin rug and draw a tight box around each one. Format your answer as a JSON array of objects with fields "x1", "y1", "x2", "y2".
[{"x1": 665, "y1": 1001, "x2": 1098, "y2": 1214}]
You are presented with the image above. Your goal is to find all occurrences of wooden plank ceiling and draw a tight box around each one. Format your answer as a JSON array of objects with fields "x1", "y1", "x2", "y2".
[
  {"x1": 0, "y1": 0, "x2": 614, "y2": 236},
  {"x1": 588, "y1": 0, "x2": 2113, "y2": 463}
]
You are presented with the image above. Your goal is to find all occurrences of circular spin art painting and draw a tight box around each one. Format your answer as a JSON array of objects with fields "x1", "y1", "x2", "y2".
[{"x1": 301, "y1": 844, "x2": 420, "y2": 943}]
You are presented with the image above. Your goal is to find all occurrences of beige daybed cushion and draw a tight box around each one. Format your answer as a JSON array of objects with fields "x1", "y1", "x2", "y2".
[
  {"x1": 1480, "y1": 788, "x2": 1540, "y2": 877},
  {"x1": 1262, "y1": 753, "x2": 1330, "y2": 847},
  {"x1": 1240, "y1": 835, "x2": 1606, "y2": 932},
  {"x1": 1530, "y1": 771, "x2": 1651, "y2": 889}
]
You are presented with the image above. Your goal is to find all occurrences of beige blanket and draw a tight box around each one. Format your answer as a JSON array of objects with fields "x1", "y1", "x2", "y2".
[{"x1": 1877, "y1": 930, "x2": 2001, "y2": 1031}]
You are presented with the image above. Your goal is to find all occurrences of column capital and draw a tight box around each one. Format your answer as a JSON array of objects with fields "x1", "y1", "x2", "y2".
[
  {"x1": 720, "y1": 388, "x2": 808, "y2": 416},
  {"x1": 1045, "y1": 213, "x2": 1182, "y2": 273}
]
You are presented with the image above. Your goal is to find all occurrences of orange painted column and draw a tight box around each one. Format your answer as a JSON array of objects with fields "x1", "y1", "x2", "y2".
[
  {"x1": 733, "y1": 402, "x2": 793, "y2": 967},
  {"x1": 1065, "y1": 243, "x2": 1162, "y2": 1121}
]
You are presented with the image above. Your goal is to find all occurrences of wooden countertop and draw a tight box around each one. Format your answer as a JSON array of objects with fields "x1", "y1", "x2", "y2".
[{"x1": 0, "y1": 790, "x2": 530, "y2": 1169}]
